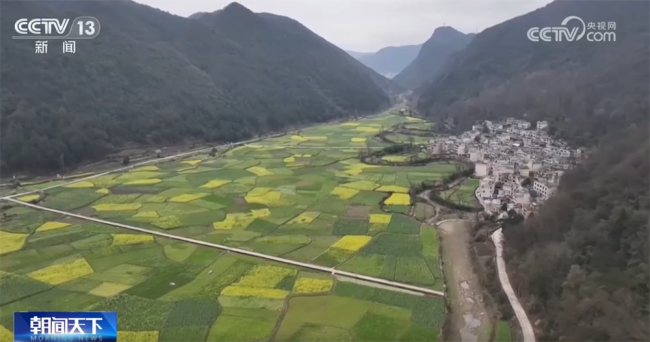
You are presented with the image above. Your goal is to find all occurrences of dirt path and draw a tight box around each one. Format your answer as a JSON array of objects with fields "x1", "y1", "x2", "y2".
[
  {"x1": 492, "y1": 228, "x2": 536, "y2": 342},
  {"x1": 418, "y1": 190, "x2": 440, "y2": 221},
  {"x1": 437, "y1": 220, "x2": 492, "y2": 342}
]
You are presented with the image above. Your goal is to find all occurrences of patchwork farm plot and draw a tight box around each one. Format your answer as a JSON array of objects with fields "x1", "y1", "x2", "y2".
[
  {"x1": 2, "y1": 112, "x2": 453, "y2": 340},
  {"x1": 439, "y1": 178, "x2": 480, "y2": 207},
  {"x1": 0, "y1": 205, "x2": 444, "y2": 342},
  {"x1": 13, "y1": 113, "x2": 453, "y2": 290}
]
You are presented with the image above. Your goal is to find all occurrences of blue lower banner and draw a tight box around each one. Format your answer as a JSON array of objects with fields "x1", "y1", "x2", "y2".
[{"x1": 13, "y1": 312, "x2": 117, "y2": 342}]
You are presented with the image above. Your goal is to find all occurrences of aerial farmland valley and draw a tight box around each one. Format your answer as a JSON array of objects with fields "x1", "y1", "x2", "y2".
[{"x1": 1, "y1": 113, "x2": 456, "y2": 342}]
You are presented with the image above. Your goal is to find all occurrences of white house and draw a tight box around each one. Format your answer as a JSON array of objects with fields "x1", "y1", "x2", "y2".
[
  {"x1": 533, "y1": 180, "x2": 556, "y2": 200},
  {"x1": 475, "y1": 163, "x2": 489, "y2": 177}
]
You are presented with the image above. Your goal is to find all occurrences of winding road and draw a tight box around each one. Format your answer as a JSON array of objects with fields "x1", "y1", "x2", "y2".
[
  {"x1": 491, "y1": 228, "x2": 536, "y2": 342},
  {"x1": 474, "y1": 178, "x2": 536, "y2": 342}
]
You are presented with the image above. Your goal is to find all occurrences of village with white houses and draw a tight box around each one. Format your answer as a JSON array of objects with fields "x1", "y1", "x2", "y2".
[{"x1": 428, "y1": 118, "x2": 585, "y2": 218}]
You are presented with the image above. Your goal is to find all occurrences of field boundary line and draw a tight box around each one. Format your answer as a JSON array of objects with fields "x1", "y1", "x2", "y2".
[{"x1": 4, "y1": 198, "x2": 444, "y2": 297}]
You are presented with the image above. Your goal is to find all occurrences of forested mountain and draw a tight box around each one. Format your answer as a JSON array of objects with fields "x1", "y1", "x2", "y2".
[
  {"x1": 504, "y1": 126, "x2": 649, "y2": 341},
  {"x1": 417, "y1": 0, "x2": 649, "y2": 148},
  {"x1": 353, "y1": 44, "x2": 423, "y2": 78},
  {"x1": 393, "y1": 27, "x2": 473, "y2": 90},
  {"x1": 0, "y1": 0, "x2": 391, "y2": 172}
]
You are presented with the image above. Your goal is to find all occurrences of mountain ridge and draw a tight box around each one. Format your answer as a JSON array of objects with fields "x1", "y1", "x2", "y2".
[
  {"x1": 416, "y1": 0, "x2": 649, "y2": 148},
  {"x1": 393, "y1": 26, "x2": 473, "y2": 90},
  {"x1": 0, "y1": 0, "x2": 391, "y2": 171}
]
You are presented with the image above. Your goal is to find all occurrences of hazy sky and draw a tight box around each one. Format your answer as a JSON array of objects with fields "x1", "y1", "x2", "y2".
[{"x1": 135, "y1": 0, "x2": 553, "y2": 52}]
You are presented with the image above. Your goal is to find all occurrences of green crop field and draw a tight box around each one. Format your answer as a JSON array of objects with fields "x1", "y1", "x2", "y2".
[
  {"x1": 13, "y1": 113, "x2": 452, "y2": 286},
  {"x1": 1, "y1": 112, "x2": 449, "y2": 341},
  {"x1": 0, "y1": 206, "x2": 445, "y2": 342},
  {"x1": 440, "y1": 178, "x2": 480, "y2": 207}
]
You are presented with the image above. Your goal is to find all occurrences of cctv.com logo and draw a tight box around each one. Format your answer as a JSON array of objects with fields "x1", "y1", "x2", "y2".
[{"x1": 527, "y1": 16, "x2": 616, "y2": 42}]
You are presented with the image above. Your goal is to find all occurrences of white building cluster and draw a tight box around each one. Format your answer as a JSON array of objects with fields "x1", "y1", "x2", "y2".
[{"x1": 429, "y1": 118, "x2": 583, "y2": 217}]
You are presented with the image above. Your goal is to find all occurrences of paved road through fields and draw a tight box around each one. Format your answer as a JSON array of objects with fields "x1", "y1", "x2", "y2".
[{"x1": 4, "y1": 197, "x2": 444, "y2": 298}]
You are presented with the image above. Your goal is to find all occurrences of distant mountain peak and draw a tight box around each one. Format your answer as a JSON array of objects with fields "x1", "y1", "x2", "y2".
[
  {"x1": 222, "y1": 2, "x2": 253, "y2": 15},
  {"x1": 430, "y1": 26, "x2": 465, "y2": 40},
  {"x1": 433, "y1": 26, "x2": 462, "y2": 34},
  {"x1": 188, "y1": 12, "x2": 208, "y2": 19},
  {"x1": 393, "y1": 26, "x2": 474, "y2": 90}
]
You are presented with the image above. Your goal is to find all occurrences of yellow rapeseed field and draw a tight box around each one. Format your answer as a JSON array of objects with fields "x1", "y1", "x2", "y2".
[
  {"x1": 111, "y1": 234, "x2": 154, "y2": 246},
  {"x1": 247, "y1": 188, "x2": 273, "y2": 196},
  {"x1": 152, "y1": 216, "x2": 183, "y2": 229},
  {"x1": 168, "y1": 193, "x2": 208, "y2": 203},
  {"x1": 89, "y1": 282, "x2": 131, "y2": 297},
  {"x1": 283, "y1": 156, "x2": 296, "y2": 163},
  {"x1": 293, "y1": 278, "x2": 333, "y2": 294},
  {"x1": 124, "y1": 178, "x2": 162, "y2": 185},
  {"x1": 341, "y1": 122, "x2": 360, "y2": 126},
  {"x1": 213, "y1": 213, "x2": 256, "y2": 230},
  {"x1": 200, "y1": 179, "x2": 231, "y2": 189},
  {"x1": 182, "y1": 160, "x2": 202, "y2": 166},
  {"x1": 146, "y1": 195, "x2": 168, "y2": 203},
  {"x1": 330, "y1": 187, "x2": 359, "y2": 199},
  {"x1": 340, "y1": 181, "x2": 379, "y2": 191},
  {"x1": 351, "y1": 137, "x2": 367, "y2": 142},
  {"x1": 384, "y1": 193, "x2": 411, "y2": 205},
  {"x1": 28, "y1": 257, "x2": 94, "y2": 285},
  {"x1": 0, "y1": 325, "x2": 12, "y2": 342},
  {"x1": 36, "y1": 221, "x2": 70, "y2": 232},
  {"x1": 132, "y1": 211, "x2": 159, "y2": 219},
  {"x1": 246, "y1": 166, "x2": 274, "y2": 176},
  {"x1": 17, "y1": 194, "x2": 40, "y2": 202},
  {"x1": 0, "y1": 231, "x2": 28, "y2": 255},
  {"x1": 116, "y1": 331, "x2": 159, "y2": 342},
  {"x1": 376, "y1": 185, "x2": 410, "y2": 193},
  {"x1": 355, "y1": 127, "x2": 380, "y2": 133},
  {"x1": 382, "y1": 155, "x2": 408, "y2": 162},
  {"x1": 64, "y1": 181, "x2": 95, "y2": 188},
  {"x1": 91, "y1": 175, "x2": 118, "y2": 188},
  {"x1": 287, "y1": 212, "x2": 320, "y2": 225},
  {"x1": 92, "y1": 203, "x2": 142, "y2": 211},
  {"x1": 221, "y1": 286, "x2": 289, "y2": 299},
  {"x1": 291, "y1": 135, "x2": 308, "y2": 141},
  {"x1": 95, "y1": 188, "x2": 110, "y2": 194},
  {"x1": 130, "y1": 165, "x2": 160, "y2": 172},
  {"x1": 343, "y1": 163, "x2": 379, "y2": 176},
  {"x1": 369, "y1": 214, "x2": 392, "y2": 225},
  {"x1": 303, "y1": 136, "x2": 328, "y2": 141},
  {"x1": 406, "y1": 116, "x2": 423, "y2": 122},
  {"x1": 245, "y1": 190, "x2": 282, "y2": 206},
  {"x1": 331, "y1": 235, "x2": 372, "y2": 251},
  {"x1": 235, "y1": 265, "x2": 296, "y2": 288},
  {"x1": 251, "y1": 209, "x2": 271, "y2": 218}
]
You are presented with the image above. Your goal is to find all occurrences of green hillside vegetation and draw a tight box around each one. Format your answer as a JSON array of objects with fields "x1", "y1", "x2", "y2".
[
  {"x1": 0, "y1": 0, "x2": 392, "y2": 171},
  {"x1": 417, "y1": 0, "x2": 649, "y2": 148},
  {"x1": 503, "y1": 127, "x2": 648, "y2": 341}
]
